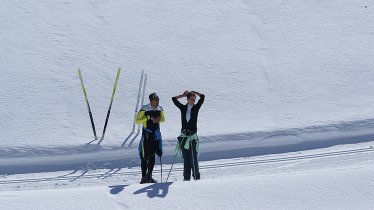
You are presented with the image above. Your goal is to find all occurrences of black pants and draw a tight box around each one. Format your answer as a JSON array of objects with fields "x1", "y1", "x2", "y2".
[
  {"x1": 140, "y1": 132, "x2": 158, "y2": 178},
  {"x1": 140, "y1": 154, "x2": 155, "y2": 178},
  {"x1": 181, "y1": 140, "x2": 200, "y2": 180}
]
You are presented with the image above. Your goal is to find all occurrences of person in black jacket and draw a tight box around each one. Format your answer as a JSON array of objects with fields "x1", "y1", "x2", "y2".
[{"x1": 172, "y1": 90, "x2": 205, "y2": 180}]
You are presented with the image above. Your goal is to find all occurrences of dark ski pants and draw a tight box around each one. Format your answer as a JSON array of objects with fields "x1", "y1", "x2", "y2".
[
  {"x1": 140, "y1": 131, "x2": 159, "y2": 178},
  {"x1": 181, "y1": 140, "x2": 200, "y2": 180},
  {"x1": 140, "y1": 154, "x2": 155, "y2": 178}
]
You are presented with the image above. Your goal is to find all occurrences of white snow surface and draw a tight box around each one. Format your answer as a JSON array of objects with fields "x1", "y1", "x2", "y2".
[
  {"x1": 1, "y1": 142, "x2": 374, "y2": 209},
  {"x1": 1, "y1": 0, "x2": 374, "y2": 209}
]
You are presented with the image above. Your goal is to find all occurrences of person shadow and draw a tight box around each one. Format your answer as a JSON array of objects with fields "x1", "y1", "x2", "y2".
[
  {"x1": 109, "y1": 185, "x2": 129, "y2": 195},
  {"x1": 133, "y1": 182, "x2": 173, "y2": 198}
]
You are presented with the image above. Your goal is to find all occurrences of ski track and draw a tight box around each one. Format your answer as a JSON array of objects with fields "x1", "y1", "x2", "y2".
[
  {"x1": 1, "y1": 120, "x2": 374, "y2": 191},
  {"x1": 3, "y1": 118, "x2": 374, "y2": 159},
  {"x1": 2, "y1": 119, "x2": 374, "y2": 176},
  {"x1": 0, "y1": 145, "x2": 372, "y2": 188}
]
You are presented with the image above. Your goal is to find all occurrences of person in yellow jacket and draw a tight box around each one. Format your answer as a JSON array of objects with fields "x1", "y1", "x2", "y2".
[{"x1": 136, "y1": 92, "x2": 165, "y2": 184}]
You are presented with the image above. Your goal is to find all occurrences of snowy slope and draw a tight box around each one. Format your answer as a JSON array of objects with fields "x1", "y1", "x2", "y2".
[
  {"x1": 2, "y1": 118, "x2": 374, "y2": 175},
  {"x1": 3, "y1": 168, "x2": 374, "y2": 210},
  {"x1": 1, "y1": 0, "x2": 374, "y2": 209},
  {"x1": 1, "y1": 0, "x2": 374, "y2": 149},
  {"x1": 0, "y1": 142, "x2": 373, "y2": 209}
]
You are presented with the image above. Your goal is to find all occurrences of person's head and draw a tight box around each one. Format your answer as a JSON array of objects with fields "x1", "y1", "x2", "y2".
[
  {"x1": 186, "y1": 92, "x2": 196, "y2": 105},
  {"x1": 149, "y1": 92, "x2": 159, "y2": 107}
]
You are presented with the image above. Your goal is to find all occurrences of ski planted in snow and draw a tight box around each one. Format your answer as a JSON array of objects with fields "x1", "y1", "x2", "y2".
[
  {"x1": 128, "y1": 72, "x2": 147, "y2": 147},
  {"x1": 78, "y1": 69, "x2": 98, "y2": 140},
  {"x1": 122, "y1": 70, "x2": 145, "y2": 147},
  {"x1": 99, "y1": 67, "x2": 121, "y2": 144}
]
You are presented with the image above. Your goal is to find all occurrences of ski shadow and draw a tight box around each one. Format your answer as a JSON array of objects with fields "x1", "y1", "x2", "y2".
[
  {"x1": 127, "y1": 131, "x2": 141, "y2": 148},
  {"x1": 86, "y1": 139, "x2": 98, "y2": 145},
  {"x1": 121, "y1": 127, "x2": 141, "y2": 148},
  {"x1": 133, "y1": 182, "x2": 173, "y2": 198},
  {"x1": 56, "y1": 169, "x2": 79, "y2": 178},
  {"x1": 69, "y1": 168, "x2": 88, "y2": 182},
  {"x1": 98, "y1": 168, "x2": 122, "y2": 179},
  {"x1": 109, "y1": 184, "x2": 129, "y2": 195},
  {"x1": 85, "y1": 138, "x2": 105, "y2": 146}
]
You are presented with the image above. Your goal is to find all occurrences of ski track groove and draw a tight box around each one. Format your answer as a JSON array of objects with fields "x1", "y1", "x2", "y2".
[{"x1": 0, "y1": 146, "x2": 372, "y2": 185}]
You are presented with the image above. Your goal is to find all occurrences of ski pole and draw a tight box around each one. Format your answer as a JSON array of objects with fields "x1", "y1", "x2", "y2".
[
  {"x1": 99, "y1": 67, "x2": 121, "y2": 143},
  {"x1": 160, "y1": 156, "x2": 163, "y2": 183},
  {"x1": 166, "y1": 145, "x2": 181, "y2": 183},
  {"x1": 78, "y1": 69, "x2": 98, "y2": 140}
]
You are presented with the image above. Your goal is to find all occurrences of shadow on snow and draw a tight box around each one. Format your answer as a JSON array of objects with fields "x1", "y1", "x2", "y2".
[{"x1": 1, "y1": 118, "x2": 374, "y2": 175}]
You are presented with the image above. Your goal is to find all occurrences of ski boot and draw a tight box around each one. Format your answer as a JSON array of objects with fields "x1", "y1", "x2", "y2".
[
  {"x1": 147, "y1": 174, "x2": 158, "y2": 183},
  {"x1": 140, "y1": 177, "x2": 148, "y2": 184}
]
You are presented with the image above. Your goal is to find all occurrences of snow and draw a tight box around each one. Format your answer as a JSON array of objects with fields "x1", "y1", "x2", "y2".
[
  {"x1": 1, "y1": 0, "x2": 374, "y2": 147},
  {"x1": 1, "y1": 0, "x2": 374, "y2": 209},
  {"x1": 1, "y1": 142, "x2": 374, "y2": 209},
  {"x1": 4, "y1": 167, "x2": 374, "y2": 210}
]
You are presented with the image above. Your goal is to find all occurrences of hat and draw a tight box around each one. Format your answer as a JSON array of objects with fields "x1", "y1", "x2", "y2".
[{"x1": 149, "y1": 92, "x2": 159, "y2": 100}]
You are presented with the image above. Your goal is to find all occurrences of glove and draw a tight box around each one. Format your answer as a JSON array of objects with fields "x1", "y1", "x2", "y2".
[
  {"x1": 145, "y1": 110, "x2": 161, "y2": 117},
  {"x1": 156, "y1": 148, "x2": 163, "y2": 157}
]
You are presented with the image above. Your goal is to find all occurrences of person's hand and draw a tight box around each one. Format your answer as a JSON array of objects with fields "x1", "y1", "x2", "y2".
[
  {"x1": 177, "y1": 136, "x2": 185, "y2": 148},
  {"x1": 191, "y1": 91, "x2": 201, "y2": 96},
  {"x1": 144, "y1": 111, "x2": 152, "y2": 118},
  {"x1": 182, "y1": 90, "x2": 189, "y2": 97},
  {"x1": 151, "y1": 116, "x2": 161, "y2": 123}
]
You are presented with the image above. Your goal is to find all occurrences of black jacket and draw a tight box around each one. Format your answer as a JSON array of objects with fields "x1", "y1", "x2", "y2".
[{"x1": 172, "y1": 94, "x2": 205, "y2": 133}]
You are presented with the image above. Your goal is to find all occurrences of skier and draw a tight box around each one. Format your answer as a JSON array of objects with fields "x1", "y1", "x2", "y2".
[
  {"x1": 136, "y1": 92, "x2": 165, "y2": 184},
  {"x1": 172, "y1": 90, "x2": 205, "y2": 181}
]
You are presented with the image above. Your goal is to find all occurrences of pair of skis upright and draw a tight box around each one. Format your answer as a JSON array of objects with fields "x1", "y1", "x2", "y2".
[
  {"x1": 121, "y1": 70, "x2": 147, "y2": 147},
  {"x1": 78, "y1": 68, "x2": 147, "y2": 146},
  {"x1": 78, "y1": 68, "x2": 121, "y2": 144}
]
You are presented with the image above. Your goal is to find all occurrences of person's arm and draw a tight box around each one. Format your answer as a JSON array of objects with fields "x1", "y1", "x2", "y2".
[
  {"x1": 136, "y1": 105, "x2": 149, "y2": 124},
  {"x1": 192, "y1": 91, "x2": 205, "y2": 108},
  {"x1": 172, "y1": 90, "x2": 189, "y2": 109},
  {"x1": 191, "y1": 91, "x2": 202, "y2": 97},
  {"x1": 159, "y1": 110, "x2": 165, "y2": 123},
  {"x1": 136, "y1": 110, "x2": 148, "y2": 124}
]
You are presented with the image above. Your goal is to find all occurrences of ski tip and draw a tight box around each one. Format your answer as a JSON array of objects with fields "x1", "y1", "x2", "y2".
[{"x1": 116, "y1": 68, "x2": 121, "y2": 77}]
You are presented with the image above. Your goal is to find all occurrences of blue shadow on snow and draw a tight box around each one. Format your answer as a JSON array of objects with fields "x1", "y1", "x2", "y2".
[
  {"x1": 109, "y1": 184, "x2": 129, "y2": 195},
  {"x1": 133, "y1": 182, "x2": 173, "y2": 198}
]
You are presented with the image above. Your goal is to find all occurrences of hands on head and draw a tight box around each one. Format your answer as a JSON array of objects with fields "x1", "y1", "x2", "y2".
[
  {"x1": 174, "y1": 90, "x2": 202, "y2": 99},
  {"x1": 183, "y1": 90, "x2": 190, "y2": 97},
  {"x1": 183, "y1": 90, "x2": 201, "y2": 96}
]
